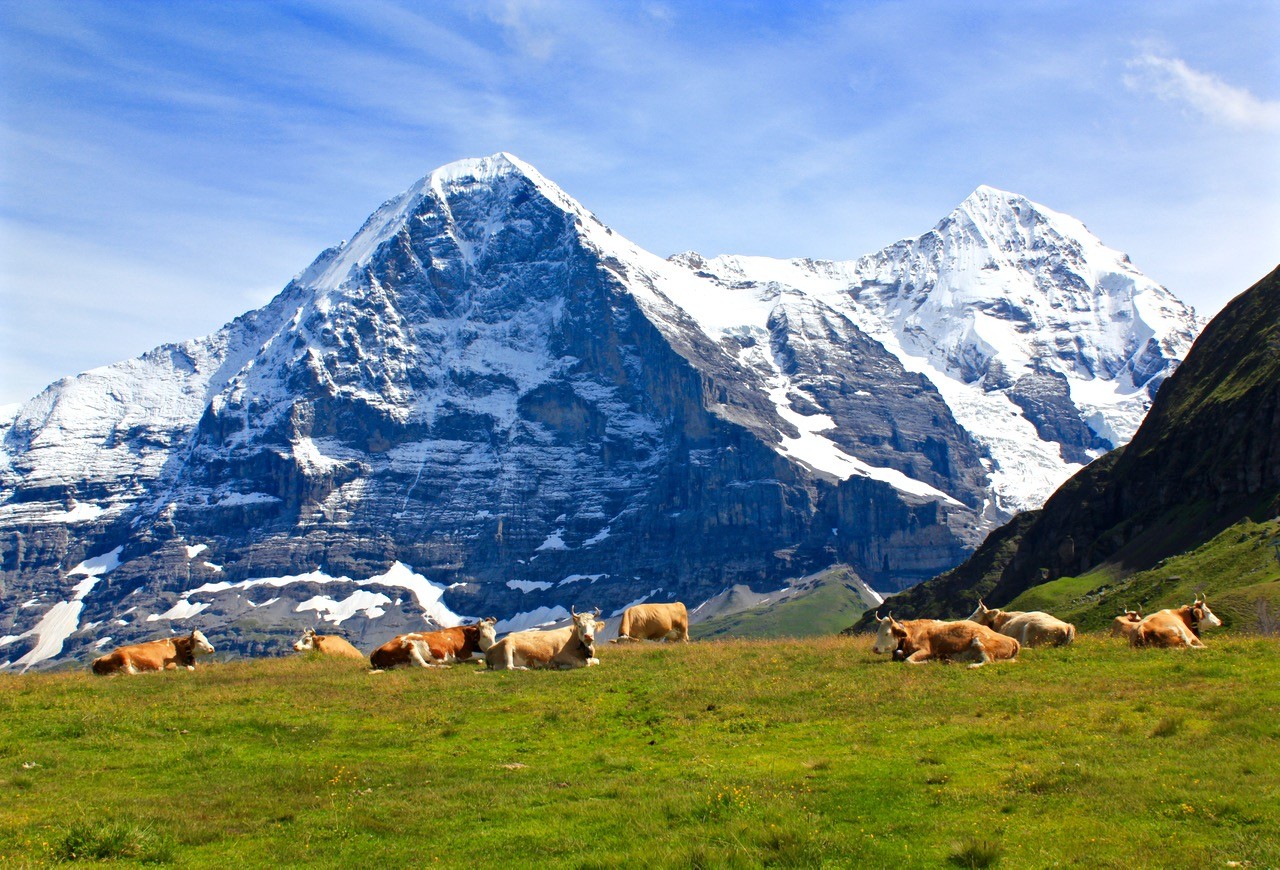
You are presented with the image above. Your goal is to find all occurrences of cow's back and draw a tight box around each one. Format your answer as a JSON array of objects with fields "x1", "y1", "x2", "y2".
[
  {"x1": 91, "y1": 638, "x2": 177, "y2": 674},
  {"x1": 486, "y1": 627, "x2": 573, "y2": 670},
  {"x1": 1002, "y1": 612, "x2": 1074, "y2": 647},
  {"x1": 1133, "y1": 610, "x2": 1197, "y2": 648},
  {"x1": 316, "y1": 635, "x2": 365, "y2": 659},
  {"x1": 620, "y1": 603, "x2": 688, "y2": 641}
]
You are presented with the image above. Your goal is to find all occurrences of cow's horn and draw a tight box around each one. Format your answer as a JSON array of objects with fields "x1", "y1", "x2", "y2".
[
  {"x1": 571, "y1": 605, "x2": 579, "y2": 617},
  {"x1": 592, "y1": 607, "x2": 601, "y2": 617}
]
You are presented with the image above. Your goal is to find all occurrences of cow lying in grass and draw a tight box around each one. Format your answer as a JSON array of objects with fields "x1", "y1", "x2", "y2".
[
  {"x1": 872, "y1": 613, "x2": 1019, "y2": 669},
  {"x1": 293, "y1": 628, "x2": 365, "y2": 660},
  {"x1": 1131, "y1": 599, "x2": 1221, "y2": 648},
  {"x1": 1110, "y1": 608, "x2": 1144, "y2": 640},
  {"x1": 612, "y1": 602, "x2": 689, "y2": 643},
  {"x1": 967, "y1": 600, "x2": 1076, "y2": 647},
  {"x1": 369, "y1": 618, "x2": 498, "y2": 670},
  {"x1": 92, "y1": 629, "x2": 215, "y2": 675},
  {"x1": 485, "y1": 607, "x2": 602, "y2": 671}
]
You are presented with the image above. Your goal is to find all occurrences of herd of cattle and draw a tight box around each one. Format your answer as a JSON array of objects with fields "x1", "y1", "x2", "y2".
[{"x1": 84, "y1": 597, "x2": 1224, "y2": 675}]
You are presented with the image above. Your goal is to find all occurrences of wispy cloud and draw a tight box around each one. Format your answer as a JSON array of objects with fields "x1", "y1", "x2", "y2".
[{"x1": 1125, "y1": 51, "x2": 1280, "y2": 131}]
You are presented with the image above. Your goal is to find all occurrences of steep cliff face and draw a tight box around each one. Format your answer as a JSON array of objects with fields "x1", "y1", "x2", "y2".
[
  {"x1": 0, "y1": 155, "x2": 1199, "y2": 668},
  {"x1": 851, "y1": 264, "x2": 1280, "y2": 625}
]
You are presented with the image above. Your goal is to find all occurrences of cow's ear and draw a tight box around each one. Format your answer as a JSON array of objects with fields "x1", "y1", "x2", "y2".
[{"x1": 594, "y1": 621, "x2": 604, "y2": 632}]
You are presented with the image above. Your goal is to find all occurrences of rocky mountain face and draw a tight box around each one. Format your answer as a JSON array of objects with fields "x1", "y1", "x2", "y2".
[
  {"x1": 0, "y1": 154, "x2": 1199, "y2": 669},
  {"x1": 850, "y1": 264, "x2": 1280, "y2": 627}
]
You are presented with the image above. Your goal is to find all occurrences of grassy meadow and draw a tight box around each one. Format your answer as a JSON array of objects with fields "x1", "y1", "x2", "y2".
[{"x1": 2, "y1": 635, "x2": 1279, "y2": 868}]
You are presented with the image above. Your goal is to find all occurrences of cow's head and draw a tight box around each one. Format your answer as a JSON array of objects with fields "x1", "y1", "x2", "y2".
[
  {"x1": 570, "y1": 606, "x2": 601, "y2": 649},
  {"x1": 967, "y1": 600, "x2": 996, "y2": 626},
  {"x1": 476, "y1": 617, "x2": 499, "y2": 651},
  {"x1": 190, "y1": 629, "x2": 215, "y2": 657},
  {"x1": 293, "y1": 628, "x2": 319, "y2": 652},
  {"x1": 872, "y1": 612, "x2": 900, "y2": 655},
  {"x1": 1192, "y1": 598, "x2": 1222, "y2": 629},
  {"x1": 1116, "y1": 608, "x2": 1142, "y2": 623}
]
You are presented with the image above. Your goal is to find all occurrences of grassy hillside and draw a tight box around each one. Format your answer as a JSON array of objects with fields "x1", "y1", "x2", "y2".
[
  {"x1": 1007, "y1": 517, "x2": 1280, "y2": 632},
  {"x1": 692, "y1": 566, "x2": 876, "y2": 639},
  {"x1": 3, "y1": 637, "x2": 1279, "y2": 867}
]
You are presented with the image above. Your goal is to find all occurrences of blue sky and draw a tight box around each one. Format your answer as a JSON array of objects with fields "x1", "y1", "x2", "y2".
[{"x1": 2, "y1": 0, "x2": 1277, "y2": 405}]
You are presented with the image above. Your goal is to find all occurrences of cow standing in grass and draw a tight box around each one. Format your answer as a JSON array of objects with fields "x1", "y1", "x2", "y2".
[
  {"x1": 967, "y1": 600, "x2": 1076, "y2": 647},
  {"x1": 1132, "y1": 599, "x2": 1221, "y2": 648},
  {"x1": 369, "y1": 618, "x2": 499, "y2": 670},
  {"x1": 293, "y1": 628, "x2": 365, "y2": 660},
  {"x1": 485, "y1": 608, "x2": 602, "y2": 671},
  {"x1": 91, "y1": 629, "x2": 215, "y2": 675},
  {"x1": 612, "y1": 602, "x2": 689, "y2": 643},
  {"x1": 872, "y1": 614, "x2": 1019, "y2": 669}
]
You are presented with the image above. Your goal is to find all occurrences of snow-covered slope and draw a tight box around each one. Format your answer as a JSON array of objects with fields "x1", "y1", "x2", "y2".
[
  {"x1": 0, "y1": 155, "x2": 1199, "y2": 669},
  {"x1": 668, "y1": 184, "x2": 1199, "y2": 511}
]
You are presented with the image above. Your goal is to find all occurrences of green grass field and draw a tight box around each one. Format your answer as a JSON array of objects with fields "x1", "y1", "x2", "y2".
[{"x1": 2, "y1": 635, "x2": 1278, "y2": 867}]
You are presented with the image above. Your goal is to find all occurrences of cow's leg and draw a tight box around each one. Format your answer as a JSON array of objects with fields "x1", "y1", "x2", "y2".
[
  {"x1": 904, "y1": 649, "x2": 932, "y2": 664},
  {"x1": 966, "y1": 638, "x2": 990, "y2": 669},
  {"x1": 409, "y1": 643, "x2": 435, "y2": 668}
]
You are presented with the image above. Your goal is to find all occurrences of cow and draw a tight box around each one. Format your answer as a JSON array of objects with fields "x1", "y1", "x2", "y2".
[
  {"x1": 369, "y1": 618, "x2": 499, "y2": 670},
  {"x1": 485, "y1": 607, "x2": 602, "y2": 671},
  {"x1": 1131, "y1": 599, "x2": 1222, "y2": 648},
  {"x1": 293, "y1": 628, "x2": 365, "y2": 660},
  {"x1": 1110, "y1": 607, "x2": 1144, "y2": 640},
  {"x1": 612, "y1": 602, "x2": 689, "y2": 643},
  {"x1": 871, "y1": 613, "x2": 946, "y2": 659},
  {"x1": 967, "y1": 600, "x2": 1076, "y2": 647},
  {"x1": 91, "y1": 629, "x2": 215, "y2": 675},
  {"x1": 872, "y1": 613, "x2": 1019, "y2": 669}
]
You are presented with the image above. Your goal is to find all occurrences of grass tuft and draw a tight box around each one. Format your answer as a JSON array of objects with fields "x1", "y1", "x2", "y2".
[
  {"x1": 54, "y1": 820, "x2": 174, "y2": 864},
  {"x1": 948, "y1": 835, "x2": 1003, "y2": 868}
]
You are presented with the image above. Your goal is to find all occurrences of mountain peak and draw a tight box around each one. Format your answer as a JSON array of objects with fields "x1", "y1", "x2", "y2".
[{"x1": 296, "y1": 153, "x2": 586, "y2": 292}]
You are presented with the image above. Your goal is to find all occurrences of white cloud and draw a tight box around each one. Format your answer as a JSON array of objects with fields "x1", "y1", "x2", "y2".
[{"x1": 1125, "y1": 52, "x2": 1280, "y2": 131}]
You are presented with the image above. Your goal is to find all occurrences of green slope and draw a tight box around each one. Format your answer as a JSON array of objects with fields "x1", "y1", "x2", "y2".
[
  {"x1": 1007, "y1": 517, "x2": 1280, "y2": 631},
  {"x1": 692, "y1": 565, "x2": 876, "y2": 639}
]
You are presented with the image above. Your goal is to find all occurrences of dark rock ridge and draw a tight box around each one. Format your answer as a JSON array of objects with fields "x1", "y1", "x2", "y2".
[
  {"x1": 0, "y1": 155, "x2": 1197, "y2": 668},
  {"x1": 850, "y1": 263, "x2": 1280, "y2": 627}
]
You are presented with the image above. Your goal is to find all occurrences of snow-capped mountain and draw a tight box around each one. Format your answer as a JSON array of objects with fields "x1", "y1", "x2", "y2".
[{"x1": 0, "y1": 154, "x2": 1198, "y2": 669}]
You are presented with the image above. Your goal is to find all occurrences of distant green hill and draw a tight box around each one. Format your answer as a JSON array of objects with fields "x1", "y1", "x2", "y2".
[
  {"x1": 1006, "y1": 517, "x2": 1280, "y2": 632},
  {"x1": 692, "y1": 565, "x2": 879, "y2": 639},
  {"x1": 851, "y1": 264, "x2": 1280, "y2": 631}
]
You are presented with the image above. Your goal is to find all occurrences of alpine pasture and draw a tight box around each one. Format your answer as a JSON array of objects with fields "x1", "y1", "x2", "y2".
[{"x1": 2, "y1": 634, "x2": 1278, "y2": 867}]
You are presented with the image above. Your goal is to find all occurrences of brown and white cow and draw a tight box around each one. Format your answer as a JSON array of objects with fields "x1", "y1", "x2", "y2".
[
  {"x1": 612, "y1": 602, "x2": 689, "y2": 643},
  {"x1": 485, "y1": 607, "x2": 602, "y2": 671},
  {"x1": 91, "y1": 629, "x2": 215, "y2": 675},
  {"x1": 369, "y1": 618, "x2": 499, "y2": 670},
  {"x1": 293, "y1": 628, "x2": 365, "y2": 660},
  {"x1": 1131, "y1": 599, "x2": 1222, "y2": 648},
  {"x1": 873, "y1": 614, "x2": 1019, "y2": 669},
  {"x1": 1110, "y1": 608, "x2": 1144, "y2": 640},
  {"x1": 967, "y1": 600, "x2": 1076, "y2": 647}
]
